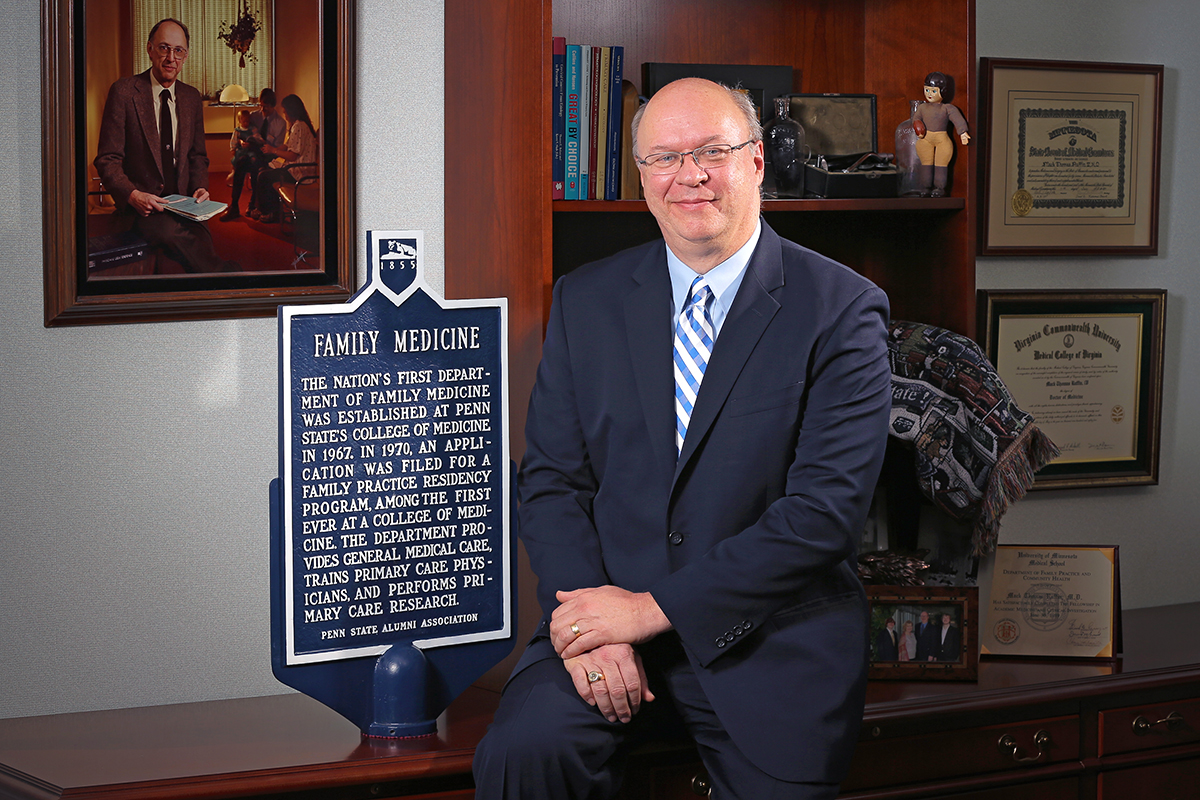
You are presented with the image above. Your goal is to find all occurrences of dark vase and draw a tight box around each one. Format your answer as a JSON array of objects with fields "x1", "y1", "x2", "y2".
[
  {"x1": 764, "y1": 96, "x2": 805, "y2": 198},
  {"x1": 895, "y1": 100, "x2": 923, "y2": 197}
]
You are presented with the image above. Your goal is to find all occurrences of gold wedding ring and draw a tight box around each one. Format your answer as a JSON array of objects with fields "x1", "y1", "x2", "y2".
[
  {"x1": 587, "y1": 670, "x2": 605, "y2": 683},
  {"x1": 571, "y1": 622, "x2": 581, "y2": 637}
]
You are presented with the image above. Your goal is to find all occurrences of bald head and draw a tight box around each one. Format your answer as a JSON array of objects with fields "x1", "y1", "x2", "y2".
[{"x1": 631, "y1": 78, "x2": 765, "y2": 272}]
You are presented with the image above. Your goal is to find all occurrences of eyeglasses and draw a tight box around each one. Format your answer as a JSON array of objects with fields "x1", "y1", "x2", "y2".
[
  {"x1": 154, "y1": 43, "x2": 188, "y2": 59},
  {"x1": 636, "y1": 140, "x2": 757, "y2": 175}
]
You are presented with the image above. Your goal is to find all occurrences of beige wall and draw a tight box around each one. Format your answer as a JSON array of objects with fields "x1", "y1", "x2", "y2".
[
  {"x1": 85, "y1": 0, "x2": 128, "y2": 189},
  {"x1": 273, "y1": 0, "x2": 321, "y2": 126}
]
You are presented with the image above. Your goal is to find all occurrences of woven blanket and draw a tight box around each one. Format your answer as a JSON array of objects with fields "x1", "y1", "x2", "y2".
[{"x1": 887, "y1": 321, "x2": 1060, "y2": 555}]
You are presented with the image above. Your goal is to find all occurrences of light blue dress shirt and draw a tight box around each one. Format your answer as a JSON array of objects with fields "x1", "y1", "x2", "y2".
[{"x1": 666, "y1": 220, "x2": 762, "y2": 340}]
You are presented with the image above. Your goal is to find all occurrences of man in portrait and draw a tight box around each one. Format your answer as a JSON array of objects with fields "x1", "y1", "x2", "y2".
[
  {"x1": 936, "y1": 612, "x2": 962, "y2": 662},
  {"x1": 875, "y1": 617, "x2": 900, "y2": 661},
  {"x1": 473, "y1": 77, "x2": 892, "y2": 799},
  {"x1": 94, "y1": 18, "x2": 237, "y2": 273},
  {"x1": 915, "y1": 609, "x2": 939, "y2": 661}
]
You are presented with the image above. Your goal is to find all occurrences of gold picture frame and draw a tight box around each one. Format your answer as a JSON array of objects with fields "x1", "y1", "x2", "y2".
[{"x1": 977, "y1": 289, "x2": 1165, "y2": 489}]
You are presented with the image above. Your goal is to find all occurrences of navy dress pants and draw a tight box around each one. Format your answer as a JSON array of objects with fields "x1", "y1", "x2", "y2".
[{"x1": 472, "y1": 633, "x2": 840, "y2": 800}]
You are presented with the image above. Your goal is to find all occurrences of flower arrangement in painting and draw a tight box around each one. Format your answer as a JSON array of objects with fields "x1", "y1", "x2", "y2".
[{"x1": 217, "y1": 0, "x2": 262, "y2": 68}]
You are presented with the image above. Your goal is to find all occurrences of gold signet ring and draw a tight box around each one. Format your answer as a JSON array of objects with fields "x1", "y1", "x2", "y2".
[
  {"x1": 571, "y1": 622, "x2": 581, "y2": 637},
  {"x1": 587, "y1": 671, "x2": 605, "y2": 683}
]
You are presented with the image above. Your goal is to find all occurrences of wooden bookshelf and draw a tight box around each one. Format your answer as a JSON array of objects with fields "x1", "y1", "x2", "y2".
[{"x1": 445, "y1": 0, "x2": 979, "y2": 662}]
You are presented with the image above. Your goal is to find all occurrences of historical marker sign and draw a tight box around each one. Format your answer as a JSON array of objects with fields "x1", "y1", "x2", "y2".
[{"x1": 279, "y1": 231, "x2": 510, "y2": 666}]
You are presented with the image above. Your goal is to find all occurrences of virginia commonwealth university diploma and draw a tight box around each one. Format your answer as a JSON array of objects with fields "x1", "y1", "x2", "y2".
[{"x1": 996, "y1": 313, "x2": 1141, "y2": 465}]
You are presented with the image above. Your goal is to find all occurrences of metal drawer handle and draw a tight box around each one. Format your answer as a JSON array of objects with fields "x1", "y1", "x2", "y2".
[
  {"x1": 1133, "y1": 711, "x2": 1185, "y2": 734},
  {"x1": 997, "y1": 729, "x2": 1051, "y2": 763}
]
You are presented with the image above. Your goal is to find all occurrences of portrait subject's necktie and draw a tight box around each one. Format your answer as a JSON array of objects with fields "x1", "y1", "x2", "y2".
[
  {"x1": 159, "y1": 89, "x2": 177, "y2": 195},
  {"x1": 673, "y1": 276, "x2": 715, "y2": 456}
]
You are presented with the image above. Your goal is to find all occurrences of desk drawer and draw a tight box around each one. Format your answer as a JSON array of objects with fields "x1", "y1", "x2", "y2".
[
  {"x1": 1099, "y1": 756, "x2": 1200, "y2": 800},
  {"x1": 843, "y1": 716, "x2": 1079, "y2": 790},
  {"x1": 1100, "y1": 697, "x2": 1200, "y2": 756}
]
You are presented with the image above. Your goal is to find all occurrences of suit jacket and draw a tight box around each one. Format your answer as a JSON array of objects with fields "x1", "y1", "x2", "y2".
[
  {"x1": 936, "y1": 624, "x2": 962, "y2": 661},
  {"x1": 876, "y1": 626, "x2": 899, "y2": 661},
  {"x1": 915, "y1": 621, "x2": 939, "y2": 661},
  {"x1": 94, "y1": 70, "x2": 209, "y2": 209},
  {"x1": 515, "y1": 222, "x2": 891, "y2": 782}
]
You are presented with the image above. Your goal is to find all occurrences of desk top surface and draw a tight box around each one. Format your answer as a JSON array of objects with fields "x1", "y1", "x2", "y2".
[{"x1": 1, "y1": 602, "x2": 1197, "y2": 798}]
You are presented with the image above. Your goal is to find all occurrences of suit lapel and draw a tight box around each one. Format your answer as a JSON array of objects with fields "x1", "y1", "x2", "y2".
[
  {"x1": 624, "y1": 242, "x2": 677, "y2": 477},
  {"x1": 673, "y1": 222, "x2": 784, "y2": 481},
  {"x1": 134, "y1": 71, "x2": 166, "y2": 183}
]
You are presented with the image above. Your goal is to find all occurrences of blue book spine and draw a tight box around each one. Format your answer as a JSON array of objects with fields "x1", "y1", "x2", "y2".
[
  {"x1": 605, "y1": 46, "x2": 624, "y2": 201},
  {"x1": 565, "y1": 45, "x2": 581, "y2": 201},
  {"x1": 551, "y1": 37, "x2": 566, "y2": 199}
]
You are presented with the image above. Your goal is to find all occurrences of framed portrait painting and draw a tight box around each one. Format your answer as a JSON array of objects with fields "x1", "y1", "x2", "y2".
[{"x1": 42, "y1": 0, "x2": 355, "y2": 326}]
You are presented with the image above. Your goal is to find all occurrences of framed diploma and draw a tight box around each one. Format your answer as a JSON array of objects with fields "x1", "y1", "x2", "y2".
[
  {"x1": 983, "y1": 545, "x2": 1121, "y2": 659},
  {"x1": 866, "y1": 586, "x2": 979, "y2": 682},
  {"x1": 978, "y1": 58, "x2": 1163, "y2": 255},
  {"x1": 978, "y1": 289, "x2": 1165, "y2": 489}
]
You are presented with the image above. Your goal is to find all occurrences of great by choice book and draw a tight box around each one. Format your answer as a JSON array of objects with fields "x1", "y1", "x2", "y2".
[{"x1": 557, "y1": 41, "x2": 625, "y2": 201}]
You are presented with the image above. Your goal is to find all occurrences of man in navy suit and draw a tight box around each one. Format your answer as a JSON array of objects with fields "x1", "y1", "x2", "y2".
[
  {"x1": 94, "y1": 18, "x2": 235, "y2": 273},
  {"x1": 473, "y1": 78, "x2": 891, "y2": 799},
  {"x1": 876, "y1": 618, "x2": 900, "y2": 661},
  {"x1": 935, "y1": 613, "x2": 962, "y2": 662},
  {"x1": 915, "y1": 609, "x2": 939, "y2": 661}
]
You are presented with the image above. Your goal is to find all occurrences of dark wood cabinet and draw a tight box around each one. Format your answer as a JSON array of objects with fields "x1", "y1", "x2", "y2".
[
  {"x1": 3, "y1": 604, "x2": 1198, "y2": 799},
  {"x1": 1099, "y1": 758, "x2": 1200, "y2": 800}
]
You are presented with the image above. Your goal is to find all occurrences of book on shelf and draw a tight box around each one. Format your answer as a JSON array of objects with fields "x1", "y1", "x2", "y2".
[
  {"x1": 578, "y1": 45, "x2": 592, "y2": 201},
  {"x1": 553, "y1": 39, "x2": 630, "y2": 201},
  {"x1": 593, "y1": 46, "x2": 611, "y2": 201},
  {"x1": 162, "y1": 194, "x2": 227, "y2": 222},
  {"x1": 604, "y1": 47, "x2": 624, "y2": 200},
  {"x1": 564, "y1": 44, "x2": 582, "y2": 200},
  {"x1": 551, "y1": 36, "x2": 566, "y2": 200},
  {"x1": 620, "y1": 80, "x2": 642, "y2": 200}
]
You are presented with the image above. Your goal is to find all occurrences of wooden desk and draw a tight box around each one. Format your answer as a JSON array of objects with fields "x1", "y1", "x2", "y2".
[
  {"x1": 2, "y1": 604, "x2": 1198, "y2": 799},
  {"x1": 0, "y1": 688, "x2": 496, "y2": 799}
]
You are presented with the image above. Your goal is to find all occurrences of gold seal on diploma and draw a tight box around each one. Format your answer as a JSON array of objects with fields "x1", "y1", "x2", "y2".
[{"x1": 1011, "y1": 188, "x2": 1033, "y2": 217}]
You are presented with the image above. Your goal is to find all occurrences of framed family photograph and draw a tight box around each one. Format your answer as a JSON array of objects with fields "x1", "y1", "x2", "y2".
[
  {"x1": 42, "y1": 0, "x2": 355, "y2": 326},
  {"x1": 977, "y1": 58, "x2": 1163, "y2": 256},
  {"x1": 977, "y1": 289, "x2": 1165, "y2": 489},
  {"x1": 867, "y1": 586, "x2": 979, "y2": 682}
]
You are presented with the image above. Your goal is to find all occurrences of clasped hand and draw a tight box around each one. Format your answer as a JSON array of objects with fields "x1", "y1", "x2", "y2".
[{"x1": 549, "y1": 585, "x2": 672, "y2": 723}]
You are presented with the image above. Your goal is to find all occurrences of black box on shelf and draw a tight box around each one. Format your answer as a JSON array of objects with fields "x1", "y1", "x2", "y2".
[
  {"x1": 782, "y1": 93, "x2": 899, "y2": 198},
  {"x1": 803, "y1": 161, "x2": 898, "y2": 198},
  {"x1": 642, "y1": 63, "x2": 795, "y2": 124},
  {"x1": 786, "y1": 93, "x2": 878, "y2": 156}
]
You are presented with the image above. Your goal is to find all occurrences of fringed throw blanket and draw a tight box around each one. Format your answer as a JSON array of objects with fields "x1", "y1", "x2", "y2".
[{"x1": 887, "y1": 321, "x2": 1060, "y2": 555}]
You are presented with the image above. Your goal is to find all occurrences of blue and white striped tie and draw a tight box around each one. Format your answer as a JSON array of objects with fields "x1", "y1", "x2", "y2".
[{"x1": 673, "y1": 277, "x2": 715, "y2": 455}]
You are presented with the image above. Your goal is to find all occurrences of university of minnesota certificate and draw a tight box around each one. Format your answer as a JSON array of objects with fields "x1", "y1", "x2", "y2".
[{"x1": 984, "y1": 545, "x2": 1118, "y2": 658}]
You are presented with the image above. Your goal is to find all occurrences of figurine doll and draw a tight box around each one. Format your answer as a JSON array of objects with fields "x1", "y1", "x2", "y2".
[{"x1": 912, "y1": 71, "x2": 970, "y2": 197}]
